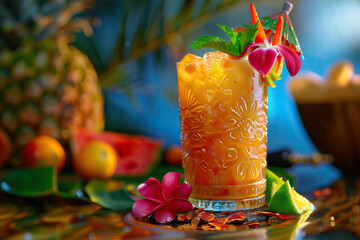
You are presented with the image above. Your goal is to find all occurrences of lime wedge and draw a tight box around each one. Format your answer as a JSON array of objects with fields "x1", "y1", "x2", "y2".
[
  {"x1": 271, "y1": 182, "x2": 281, "y2": 198},
  {"x1": 265, "y1": 168, "x2": 285, "y2": 203},
  {"x1": 268, "y1": 180, "x2": 311, "y2": 215}
]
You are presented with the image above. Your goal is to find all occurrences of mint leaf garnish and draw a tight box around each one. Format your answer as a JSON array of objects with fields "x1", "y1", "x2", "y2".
[
  {"x1": 217, "y1": 24, "x2": 240, "y2": 57},
  {"x1": 238, "y1": 25, "x2": 258, "y2": 51},
  {"x1": 217, "y1": 24, "x2": 238, "y2": 46},
  {"x1": 190, "y1": 36, "x2": 224, "y2": 49},
  {"x1": 190, "y1": 36, "x2": 236, "y2": 57},
  {"x1": 191, "y1": 24, "x2": 259, "y2": 57}
]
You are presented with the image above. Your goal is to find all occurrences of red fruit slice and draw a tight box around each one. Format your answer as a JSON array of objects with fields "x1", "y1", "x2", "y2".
[
  {"x1": 0, "y1": 128, "x2": 12, "y2": 167},
  {"x1": 70, "y1": 128, "x2": 162, "y2": 176}
]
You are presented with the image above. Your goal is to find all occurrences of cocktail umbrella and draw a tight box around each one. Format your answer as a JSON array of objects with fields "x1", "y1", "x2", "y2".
[{"x1": 234, "y1": 2, "x2": 303, "y2": 57}]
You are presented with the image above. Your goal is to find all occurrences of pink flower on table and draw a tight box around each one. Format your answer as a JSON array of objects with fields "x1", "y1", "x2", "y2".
[
  {"x1": 237, "y1": 36, "x2": 301, "y2": 78},
  {"x1": 132, "y1": 172, "x2": 193, "y2": 223}
]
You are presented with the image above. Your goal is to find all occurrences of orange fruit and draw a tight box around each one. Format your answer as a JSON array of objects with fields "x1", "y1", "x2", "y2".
[
  {"x1": 164, "y1": 145, "x2": 183, "y2": 165},
  {"x1": 21, "y1": 136, "x2": 66, "y2": 172},
  {"x1": 0, "y1": 128, "x2": 12, "y2": 167},
  {"x1": 73, "y1": 140, "x2": 116, "y2": 179}
]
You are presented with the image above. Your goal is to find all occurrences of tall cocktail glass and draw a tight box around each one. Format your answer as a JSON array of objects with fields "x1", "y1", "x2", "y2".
[{"x1": 177, "y1": 51, "x2": 267, "y2": 211}]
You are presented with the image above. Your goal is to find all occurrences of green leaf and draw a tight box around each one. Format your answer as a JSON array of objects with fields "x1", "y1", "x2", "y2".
[
  {"x1": 217, "y1": 24, "x2": 240, "y2": 57},
  {"x1": 85, "y1": 179, "x2": 135, "y2": 211},
  {"x1": 190, "y1": 35, "x2": 236, "y2": 57},
  {"x1": 58, "y1": 180, "x2": 87, "y2": 200},
  {"x1": 0, "y1": 166, "x2": 57, "y2": 197},
  {"x1": 191, "y1": 22, "x2": 260, "y2": 57},
  {"x1": 217, "y1": 24, "x2": 237, "y2": 45},
  {"x1": 238, "y1": 26, "x2": 258, "y2": 53}
]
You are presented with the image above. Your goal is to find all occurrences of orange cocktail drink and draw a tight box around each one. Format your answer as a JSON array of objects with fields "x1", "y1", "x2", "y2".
[{"x1": 177, "y1": 52, "x2": 267, "y2": 210}]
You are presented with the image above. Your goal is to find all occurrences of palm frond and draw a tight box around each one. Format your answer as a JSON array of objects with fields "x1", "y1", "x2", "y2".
[{"x1": 98, "y1": 0, "x2": 251, "y2": 87}]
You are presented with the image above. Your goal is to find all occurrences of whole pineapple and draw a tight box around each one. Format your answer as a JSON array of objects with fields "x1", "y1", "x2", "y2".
[{"x1": 0, "y1": 0, "x2": 104, "y2": 155}]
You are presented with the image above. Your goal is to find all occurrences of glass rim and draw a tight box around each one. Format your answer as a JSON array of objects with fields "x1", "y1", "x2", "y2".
[
  {"x1": 177, "y1": 54, "x2": 251, "y2": 72},
  {"x1": 177, "y1": 53, "x2": 249, "y2": 64}
]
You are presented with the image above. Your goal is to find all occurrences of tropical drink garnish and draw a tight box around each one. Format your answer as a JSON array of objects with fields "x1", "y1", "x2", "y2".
[
  {"x1": 268, "y1": 180, "x2": 311, "y2": 215},
  {"x1": 191, "y1": 3, "x2": 302, "y2": 87},
  {"x1": 265, "y1": 169, "x2": 311, "y2": 215},
  {"x1": 265, "y1": 168, "x2": 285, "y2": 203}
]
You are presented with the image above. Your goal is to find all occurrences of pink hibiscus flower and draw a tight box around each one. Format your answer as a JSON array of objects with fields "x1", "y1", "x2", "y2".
[{"x1": 132, "y1": 172, "x2": 194, "y2": 223}]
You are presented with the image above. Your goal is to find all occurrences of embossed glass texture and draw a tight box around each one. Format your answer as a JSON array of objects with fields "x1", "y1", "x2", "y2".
[{"x1": 177, "y1": 52, "x2": 268, "y2": 210}]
